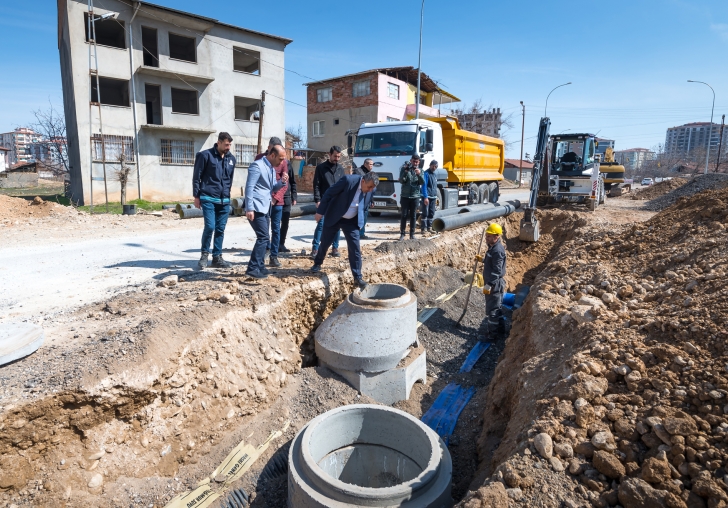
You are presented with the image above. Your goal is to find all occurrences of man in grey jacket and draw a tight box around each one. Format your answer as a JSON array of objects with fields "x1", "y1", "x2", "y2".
[{"x1": 244, "y1": 144, "x2": 287, "y2": 279}]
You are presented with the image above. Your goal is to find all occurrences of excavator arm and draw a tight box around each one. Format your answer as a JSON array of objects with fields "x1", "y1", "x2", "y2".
[{"x1": 519, "y1": 117, "x2": 551, "y2": 242}]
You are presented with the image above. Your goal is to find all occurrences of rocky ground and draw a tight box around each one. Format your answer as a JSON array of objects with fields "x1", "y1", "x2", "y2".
[
  {"x1": 8, "y1": 183, "x2": 721, "y2": 508},
  {"x1": 644, "y1": 174, "x2": 728, "y2": 211},
  {"x1": 630, "y1": 179, "x2": 688, "y2": 202}
]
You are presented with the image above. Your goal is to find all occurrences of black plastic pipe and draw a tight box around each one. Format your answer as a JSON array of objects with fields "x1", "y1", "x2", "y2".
[{"x1": 432, "y1": 200, "x2": 521, "y2": 232}]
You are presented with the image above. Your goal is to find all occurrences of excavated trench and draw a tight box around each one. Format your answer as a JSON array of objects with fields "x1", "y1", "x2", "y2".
[{"x1": 0, "y1": 209, "x2": 583, "y2": 507}]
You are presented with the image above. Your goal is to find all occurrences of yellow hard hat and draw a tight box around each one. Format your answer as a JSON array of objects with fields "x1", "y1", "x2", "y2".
[{"x1": 486, "y1": 223, "x2": 503, "y2": 235}]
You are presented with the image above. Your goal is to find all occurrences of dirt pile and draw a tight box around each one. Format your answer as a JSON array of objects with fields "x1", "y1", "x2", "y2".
[
  {"x1": 0, "y1": 194, "x2": 77, "y2": 222},
  {"x1": 631, "y1": 179, "x2": 686, "y2": 201},
  {"x1": 459, "y1": 187, "x2": 728, "y2": 507},
  {"x1": 645, "y1": 174, "x2": 728, "y2": 211}
]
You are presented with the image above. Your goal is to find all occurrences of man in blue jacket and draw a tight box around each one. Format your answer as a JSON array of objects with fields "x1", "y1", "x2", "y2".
[
  {"x1": 244, "y1": 144, "x2": 288, "y2": 279},
  {"x1": 311, "y1": 172, "x2": 379, "y2": 288},
  {"x1": 193, "y1": 132, "x2": 236, "y2": 270}
]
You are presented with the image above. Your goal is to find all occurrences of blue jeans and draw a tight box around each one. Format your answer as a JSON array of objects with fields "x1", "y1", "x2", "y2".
[
  {"x1": 269, "y1": 205, "x2": 283, "y2": 257},
  {"x1": 247, "y1": 211, "x2": 269, "y2": 272},
  {"x1": 312, "y1": 216, "x2": 339, "y2": 251},
  {"x1": 200, "y1": 200, "x2": 230, "y2": 257}
]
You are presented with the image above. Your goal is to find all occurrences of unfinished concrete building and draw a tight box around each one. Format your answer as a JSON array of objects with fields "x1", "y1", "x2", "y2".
[{"x1": 57, "y1": 0, "x2": 291, "y2": 204}]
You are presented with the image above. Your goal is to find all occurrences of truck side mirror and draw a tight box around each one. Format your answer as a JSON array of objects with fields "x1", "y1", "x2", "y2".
[
  {"x1": 426, "y1": 129, "x2": 434, "y2": 145},
  {"x1": 425, "y1": 142, "x2": 433, "y2": 151}
]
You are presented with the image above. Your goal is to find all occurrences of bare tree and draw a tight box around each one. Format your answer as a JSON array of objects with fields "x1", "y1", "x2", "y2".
[
  {"x1": 286, "y1": 123, "x2": 306, "y2": 150},
  {"x1": 29, "y1": 100, "x2": 69, "y2": 177},
  {"x1": 116, "y1": 152, "x2": 133, "y2": 205}
]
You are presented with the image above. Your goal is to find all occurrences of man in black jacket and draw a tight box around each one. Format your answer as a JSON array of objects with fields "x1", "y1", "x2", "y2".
[
  {"x1": 278, "y1": 161, "x2": 297, "y2": 252},
  {"x1": 353, "y1": 158, "x2": 374, "y2": 239},
  {"x1": 311, "y1": 146, "x2": 345, "y2": 258},
  {"x1": 192, "y1": 132, "x2": 236, "y2": 270}
]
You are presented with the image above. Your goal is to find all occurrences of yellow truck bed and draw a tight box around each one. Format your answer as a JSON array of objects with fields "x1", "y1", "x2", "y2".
[{"x1": 432, "y1": 117, "x2": 504, "y2": 184}]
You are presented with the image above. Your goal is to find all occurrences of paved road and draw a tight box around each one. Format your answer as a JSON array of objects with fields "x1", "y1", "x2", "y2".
[{"x1": 1, "y1": 188, "x2": 529, "y2": 323}]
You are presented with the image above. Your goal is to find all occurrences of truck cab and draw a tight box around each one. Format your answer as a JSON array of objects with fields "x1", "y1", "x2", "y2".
[{"x1": 352, "y1": 120, "x2": 446, "y2": 214}]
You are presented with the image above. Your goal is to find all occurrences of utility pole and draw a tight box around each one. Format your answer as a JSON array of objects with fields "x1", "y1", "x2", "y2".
[
  {"x1": 256, "y1": 90, "x2": 265, "y2": 155},
  {"x1": 88, "y1": 0, "x2": 110, "y2": 213},
  {"x1": 518, "y1": 101, "x2": 525, "y2": 187},
  {"x1": 717, "y1": 114, "x2": 725, "y2": 173},
  {"x1": 688, "y1": 80, "x2": 715, "y2": 175},
  {"x1": 415, "y1": 0, "x2": 425, "y2": 120}
]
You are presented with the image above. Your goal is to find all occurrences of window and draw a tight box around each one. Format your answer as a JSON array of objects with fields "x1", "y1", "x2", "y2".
[
  {"x1": 317, "y1": 87, "x2": 332, "y2": 103},
  {"x1": 91, "y1": 77, "x2": 130, "y2": 107},
  {"x1": 386, "y1": 117, "x2": 399, "y2": 122},
  {"x1": 355, "y1": 131, "x2": 417, "y2": 156},
  {"x1": 84, "y1": 13, "x2": 126, "y2": 49},
  {"x1": 235, "y1": 144, "x2": 256, "y2": 167},
  {"x1": 141, "y1": 27, "x2": 159, "y2": 67},
  {"x1": 168, "y1": 33, "x2": 196, "y2": 62},
  {"x1": 234, "y1": 97, "x2": 260, "y2": 122},
  {"x1": 312, "y1": 121, "x2": 325, "y2": 137},
  {"x1": 161, "y1": 139, "x2": 194, "y2": 165},
  {"x1": 91, "y1": 135, "x2": 134, "y2": 162},
  {"x1": 171, "y1": 88, "x2": 198, "y2": 114},
  {"x1": 334, "y1": 118, "x2": 340, "y2": 125},
  {"x1": 144, "y1": 84, "x2": 162, "y2": 125},
  {"x1": 419, "y1": 93, "x2": 427, "y2": 105},
  {"x1": 352, "y1": 80, "x2": 370, "y2": 98},
  {"x1": 387, "y1": 83, "x2": 399, "y2": 100},
  {"x1": 233, "y1": 47, "x2": 260, "y2": 75}
]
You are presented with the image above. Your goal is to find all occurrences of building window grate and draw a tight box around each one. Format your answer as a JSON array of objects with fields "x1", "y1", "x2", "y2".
[
  {"x1": 161, "y1": 139, "x2": 194, "y2": 165},
  {"x1": 91, "y1": 135, "x2": 134, "y2": 162},
  {"x1": 235, "y1": 143, "x2": 256, "y2": 167}
]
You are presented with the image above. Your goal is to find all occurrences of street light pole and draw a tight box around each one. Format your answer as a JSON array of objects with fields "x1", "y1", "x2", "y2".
[
  {"x1": 717, "y1": 114, "x2": 725, "y2": 173},
  {"x1": 688, "y1": 80, "x2": 715, "y2": 175},
  {"x1": 518, "y1": 101, "x2": 525, "y2": 187},
  {"x1": 415, "y1": 0, "x2": 425, "y2": 120},
  {"x1": 545, "y1": 82, "x2": 572, "y2": 117}
]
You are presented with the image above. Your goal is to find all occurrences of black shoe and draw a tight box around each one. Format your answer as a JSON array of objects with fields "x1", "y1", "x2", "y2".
[
  {"x1": 260, "y1": 267, "x2": 271, "y2": 275},
  {"x1": 246, "y1": 269, "x2": 268, "y2": 279},
  {"x1": 354, "y1": 278, "x2": 368, "y2": 289},
  {"x1": 310, "y1": 264, "x2": 322, "y2": 273},
  {"x1": 360, "y1": 234, "x2": 371, "y2": 240},
  {"x1": 398, "y1": 234, "x2": 405, "y2": 241},
  {"x1": 310, "y1": 249, "x2": 318, "y2": 259},
  {"x1": 198, "y1": 252, "x2": 209, "y2": 270},
  {"x1": 211, "y1": 255, "x2": 231, "y2": 268},
  {"x1": 279, "y1": 245, "x2": 290, "y2": 253},
  {"x1": 331, "y1": 248, "x2": 341, "y2": 258},
  {"x1": 269, "y1": 256, "x2": 281, "y2": 267}
]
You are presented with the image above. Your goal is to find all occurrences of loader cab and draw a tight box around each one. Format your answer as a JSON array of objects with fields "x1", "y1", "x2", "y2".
[{"x1": 550, "y1": 134, "x2": 597, "y2": 176}]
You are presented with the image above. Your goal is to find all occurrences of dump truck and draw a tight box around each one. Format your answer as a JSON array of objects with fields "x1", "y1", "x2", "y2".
[{"x1": 349, "y1": 117, "x2": 505, "y2": 214}]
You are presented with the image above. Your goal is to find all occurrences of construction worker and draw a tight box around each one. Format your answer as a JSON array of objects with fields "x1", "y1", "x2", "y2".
[
  {"x1": 476, "y1": 223, "x2": 507, "y2": 341},
  {"x1": 398, "y1": 154, "x2": 424, "y2": 241}
]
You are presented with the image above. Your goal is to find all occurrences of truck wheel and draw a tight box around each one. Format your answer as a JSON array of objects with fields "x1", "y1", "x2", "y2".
[
  {"x1": 478, "y1": 183, "x2": 489, "y2": 204},
  {"x1": 436, "y1": 188, "x2": 442, "y2": 211},
  {"x1": 488, "y1": 182, "x2": 499, "y2": 203},
  {"x1": 469, "y1": 183, "x2": 479, "y2": 205}
]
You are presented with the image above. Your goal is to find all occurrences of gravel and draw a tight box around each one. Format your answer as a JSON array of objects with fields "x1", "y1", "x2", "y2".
[{"x1": 645, "y1": 173, "x2": 728, "y2": 210}]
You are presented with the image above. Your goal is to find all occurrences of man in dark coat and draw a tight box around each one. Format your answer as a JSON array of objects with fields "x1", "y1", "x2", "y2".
[
  {"x1": 310, "y1": 172, "x2": 379, "y2": 288},
  {"x1": 192, "y1": 132, "x2": 236, "y2": 270},
  {"x1": 311, "y1": 146, "x2": 345, "y2": 258},
  {"x1": 353, "y1": 158, "x2": 374, "y2": 239}
]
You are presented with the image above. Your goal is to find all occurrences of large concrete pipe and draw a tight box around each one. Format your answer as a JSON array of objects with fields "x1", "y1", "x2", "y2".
[
  {"x1": 178, "y1": 207, "x2": 203, "y2": 219},
  {"x1": 432, "y1": 200, "x2": 521, "y2": 232},
  {"x1": 290, "y1": 203, "x2": 318, "y2": 218},
  {"x1": 432, "y1": 202, "x2": 496, "y2": 220},
  {"x1": 288, "y1": 404, "x2": 452, "y2": 507}
]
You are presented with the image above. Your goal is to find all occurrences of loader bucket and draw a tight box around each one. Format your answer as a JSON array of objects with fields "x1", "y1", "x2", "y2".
[{"x1": 519, "y1": 218, "x2": 540, "y2": 242}]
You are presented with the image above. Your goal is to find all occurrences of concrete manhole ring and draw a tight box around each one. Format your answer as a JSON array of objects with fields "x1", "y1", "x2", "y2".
[{"x1": 288, "y1": 404, "x2": 452, "y2": 507}]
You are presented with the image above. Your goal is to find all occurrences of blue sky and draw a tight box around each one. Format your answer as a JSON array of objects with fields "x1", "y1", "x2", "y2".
[{"x1": 1, "y1": 0, "x2": 727, "y2": 157}]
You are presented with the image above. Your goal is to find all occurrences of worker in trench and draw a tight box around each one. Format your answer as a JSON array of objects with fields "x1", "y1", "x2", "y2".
[{"x1": 476, "y1": 223, "x2": 507, "y2": 341}]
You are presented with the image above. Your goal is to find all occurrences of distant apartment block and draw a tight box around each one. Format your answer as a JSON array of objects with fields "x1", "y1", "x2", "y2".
[
  {"x1": 58, "y1": 0, "x2": 291, "y2": 204},
  {"x1": 457, "y1": 109, "x2": 503, "y2": 138},
  {"x1": 665, "y1": 122, "x2": 727, "y2": 157},
  {"x1": 614, "y1": 148, "x2": 654, "y2": 171},
  {"x1": 0, "y1": 128, "x2": 43, "y2": 166},
  {"x1": 305, "y1": 67, "x2": 460, "y2": 151}
]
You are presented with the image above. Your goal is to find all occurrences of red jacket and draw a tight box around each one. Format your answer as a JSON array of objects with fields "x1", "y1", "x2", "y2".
[{"x1": 255, "y1": 153, "x2": 289, "y2": 205}]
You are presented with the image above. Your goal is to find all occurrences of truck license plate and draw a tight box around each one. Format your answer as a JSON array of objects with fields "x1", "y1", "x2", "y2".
[{"x1": 373, "y1": 201, "x2": 387, "y2": 207}]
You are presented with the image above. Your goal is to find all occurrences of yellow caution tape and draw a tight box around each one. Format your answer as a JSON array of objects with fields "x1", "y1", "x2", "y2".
[{"x1": 164, "y1": 421, "x2": 290, "y2": 508}]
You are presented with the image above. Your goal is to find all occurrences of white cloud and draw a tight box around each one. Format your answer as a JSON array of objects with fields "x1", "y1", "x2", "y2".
[{"x1": 711, "y1": 23, "x2": 728, "y2": 41}]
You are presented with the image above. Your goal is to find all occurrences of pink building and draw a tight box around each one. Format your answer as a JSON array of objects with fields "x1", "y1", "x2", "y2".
[{"x1": 305, "y1": 67, "x2": 460, "y2": 151}]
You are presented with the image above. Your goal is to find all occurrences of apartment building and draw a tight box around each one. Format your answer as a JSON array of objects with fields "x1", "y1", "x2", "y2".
[
  {"x1": 305, "y1": 67, "x2": 460, "y2": 151},
  {"x1": 0, "y1": 128, "x2": 43, "y2": 166},
  {"x1": 58, "y1": 0, "x2": 291, "y2": 204},
  {"x1": 614, "y1": 148, "x2": 654, "y2": 172},
  {"x1": 458, "y1": 109, "x2": 503, "y2": 138},
  {"x1": 665, "y1": 122, "x2": 727, "y2": 157}
]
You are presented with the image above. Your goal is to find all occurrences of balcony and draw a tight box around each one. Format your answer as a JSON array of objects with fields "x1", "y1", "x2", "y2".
[
  {"x1": 140, "y1": 124, "x2": 216, "y2": 134},
  {"x1": 404, "y1": 103, "x2": 442, "y2": 119},
  {"x1": 136, "y1": 66, "x2": 214, "y2": 84}
]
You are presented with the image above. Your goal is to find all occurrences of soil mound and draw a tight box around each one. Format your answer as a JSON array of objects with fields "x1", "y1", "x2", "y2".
[
  {"x1": 631, "y1": 179, "x2": 686, "y2": 201},
  {"x1": 645, "y1": 173, "x2": 728, "y2": 211},
  {"x1": 0, "y1": 194, "x2": 74, "y2": 221},
  {"x1": 460, "y1": 186, "x2": 728, "y2": 507}
]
